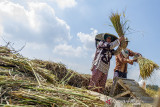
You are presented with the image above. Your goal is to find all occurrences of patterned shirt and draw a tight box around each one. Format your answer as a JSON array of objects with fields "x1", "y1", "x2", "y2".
[{"x1": 91, "y1": 39, "x2": 120, "y2": 73}]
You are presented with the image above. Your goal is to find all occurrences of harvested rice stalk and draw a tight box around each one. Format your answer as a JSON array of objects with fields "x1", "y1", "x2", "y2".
[
  {"x1": 137, "y1": 56, "x2": 159, "y2": 79},
  {"x1": 110, "y1": 12, "x2": 129, "y2": 37},
  {"x1": 70, "y1": 96, "x2": 89, "y2": 107},
  {"x1": 0, "y1": 46, "x2": 11, "y2": 53},
  {"x1": 0, "y1": 56, "x2": 32, "y2": 72},
  {"x1": 0, "y1": 79, "x2": 35, "y2": 87},
  {"x1": 22, "y1": 86, "x2": 104, "y2": 106},
  {"x1": 23, "y1": 86, "x2": 98, "y2": 100},
  {"x1": 26, "y1": 61, "x2": 41, "y2": 86},
  {"x1": 0, "y1": 55, "x2": 56, "y2": 85},
  {"x1": 35, "y1": 67, "x2": 56, "y2": 84},
  {"x1": 109, "y1": 12, "x2": 129, "y2": 54},
  {"x1": 0, "y1": 104, "x2": 34, "y2": 107},
  {"x1": 110, "y1": 13, "x2": 123, "y2": 36},
  {"x1": 12, "y1": 91, "x2": 73, "y2": 106}
]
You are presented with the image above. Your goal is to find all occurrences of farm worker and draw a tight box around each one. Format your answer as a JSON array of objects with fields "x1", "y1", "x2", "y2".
[
  {"x1": 113, "y1": 45, "x2": 141, "y2": 79},
  {"x1": 89, "y1": 33, "x2": 124, "y2": 93}
]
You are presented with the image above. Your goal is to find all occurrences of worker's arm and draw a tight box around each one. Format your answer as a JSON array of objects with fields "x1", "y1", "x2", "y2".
[
  {"x1": 109, "y1": 39, "x2": 120, "y2": 49},
  {"x1": 110, "y1": 36, "x2": 125, "y2": 49},
  {"x1": 98, "y1": 41, "x2": 116, "y2": 49},
  {"x1": 98, "y1": 36, "x2": 124, "y2": 49},
  {"x1": 117, "y1": 53, "x2": 133, "y2": 65},
  {"x1": 128, "y1": 49, "x2": 137, "y2": 56},
  {"x1": 128, "y1": 49, "x2": 142, "y2": 57},
  {"x1": 127, "y1": 49, "x2": 142, "y2": 62}
]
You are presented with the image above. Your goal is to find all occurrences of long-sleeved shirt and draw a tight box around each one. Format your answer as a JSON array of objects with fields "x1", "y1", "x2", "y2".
[
  {"x1": 114, "y1": 49, "x2": 137, "y2": 73},
  {"x1": 91, "y1": 39, "x2": 120, "y2": 73}
]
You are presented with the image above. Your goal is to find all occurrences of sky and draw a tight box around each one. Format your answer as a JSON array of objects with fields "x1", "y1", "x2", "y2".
[{"x1": 0, "y1": 0, "x2": 160, "y2": 86}]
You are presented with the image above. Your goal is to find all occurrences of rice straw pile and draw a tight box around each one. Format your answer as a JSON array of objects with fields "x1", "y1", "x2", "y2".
[
  {"x1": 0, "y1": 46, "x2": 109, "y2": 107},
  {"x1": 137, "y1": 56, "x2": 159, "y2": 79}
]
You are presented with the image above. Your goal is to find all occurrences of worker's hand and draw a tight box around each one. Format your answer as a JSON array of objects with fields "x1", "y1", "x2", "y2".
[
  {"x1": 128, "y1": 60, "x2": 133, "y2": 65},
  {"x1": 133, "y1": 59, "x2": 138, "y2": 62},
  {"x1": 137, "y1": 53, "x2": 142, "y2": 57},
  {"x1": 119, "y1": 35, "x2": 125, "y2": 42}
]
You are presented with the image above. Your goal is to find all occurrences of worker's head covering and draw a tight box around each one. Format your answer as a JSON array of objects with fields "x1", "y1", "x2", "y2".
[
  {"x1": 104, "y1": 35, "x2": 112, "y2": 40},
  {"x1": 125, "y1": 37, "x2": 130, "y2": 42},
  {"x1": 95, "y1": 33, "x2": 118, "y2": 47},
  {"x1": 121, "y1": 49, "x2": 129, "y2": 58},
  {"x1": 103, "y1": 33, "x2": 118, "y2": 42}
]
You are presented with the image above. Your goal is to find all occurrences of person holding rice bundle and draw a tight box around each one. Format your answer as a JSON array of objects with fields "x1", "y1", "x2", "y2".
[
  {"x1": 113, "y1": 41, "x2": 141, "y2": 79},
  {"x1": 89, "y1": 33, "x2": 124, "y2": 93}
]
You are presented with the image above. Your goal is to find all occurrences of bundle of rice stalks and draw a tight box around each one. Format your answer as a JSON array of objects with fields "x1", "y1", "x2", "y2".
[
  {"x1": 109, "y1": 12, "x2": 129, "y2": 55},
  {"x1": 110, "y1": 12, "x2": 129, "y2": 37},
  {"x1": 110, "y1": 13, "x2": 124, "y2": 36},
  {"x1": 137, "y1": 56, "x2": 159, "y2": 79}
]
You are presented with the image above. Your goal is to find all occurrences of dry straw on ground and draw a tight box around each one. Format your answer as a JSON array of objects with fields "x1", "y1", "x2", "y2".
[{"x1": 0, "y1": 46, "x2": 107, "y2": 107}]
